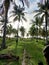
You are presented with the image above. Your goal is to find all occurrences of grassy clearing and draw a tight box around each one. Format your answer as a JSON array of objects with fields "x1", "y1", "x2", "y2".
[{"x1": 0, "y1": 38, "x2": 47, "y2": 65}]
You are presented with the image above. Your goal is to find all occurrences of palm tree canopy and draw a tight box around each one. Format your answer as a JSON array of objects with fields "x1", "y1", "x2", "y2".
[
  {"x1": 10, "y1": 4, "x2": 27, "y2": 22},
  {"x1": 34, "y1": 1, "x2": 49, "y2": 17}
]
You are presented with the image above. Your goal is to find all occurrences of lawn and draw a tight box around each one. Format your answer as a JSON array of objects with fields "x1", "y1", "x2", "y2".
[{"x1": 0, "y1": 38, "x2": 47, "y2": 65}]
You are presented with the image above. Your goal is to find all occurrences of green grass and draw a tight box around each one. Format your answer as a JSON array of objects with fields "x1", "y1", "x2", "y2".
[{"x1": 0, "y1": 38, "x2": 47, "y2": 65}]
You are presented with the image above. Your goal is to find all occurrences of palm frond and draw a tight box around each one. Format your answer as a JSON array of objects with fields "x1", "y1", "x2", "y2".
[
  {"x1": 21, "y1": 13, "x2": 24, "y2": 16},
  {"x1": 30, "y1": 20, "x2": 35, "y2": 24},
  {"x1": 34, "y1": 9, "x2": 44, "y2": 13},
  {"x1": 9, "y1": 13, "x2": 16, "y2": 18},
  {"x1": 20, "y1": 0, "x2": 24, "y2": 6},
  {"x1": 0, "y1": 20, "x2": 4, "y2": 23},
  {"x1": 22, "y1": 16, "x2": 27, "y2": 22},
  {"x1": 34, "y1": 12, "x2": 42, "y2": 17},
  {"x1": 41, "y1": 14, "x2": 45, "y2": 23},
  {"x1": 13, "y1": 16, "x2": 18, "y2": 21}
]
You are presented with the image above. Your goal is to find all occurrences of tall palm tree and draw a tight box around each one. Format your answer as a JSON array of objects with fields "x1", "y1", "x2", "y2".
[
  {"x1": 34, "y1": 0, "x2": 49, "y2": 44},
  {"x1": 0, "y1": 0, "x2": 13, "y2": 49},
  {"x1": 10, "y1": 4, "x2": 27, "y2": 43},
  {"x1": 20, "y1": 26, "x2": 25, "y2": 38}
]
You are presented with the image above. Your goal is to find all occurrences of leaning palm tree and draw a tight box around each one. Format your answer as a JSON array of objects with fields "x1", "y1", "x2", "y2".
[
  {"x1": 34, "y1": 0, "x2": 49, "y2": 44},
  {"x1": 10, "y1": 4, "x2": 27, "y2": 43}
]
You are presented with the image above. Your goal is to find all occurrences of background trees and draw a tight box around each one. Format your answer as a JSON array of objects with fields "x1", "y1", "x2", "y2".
[
  {"x1": 6, "y1": 24, "x2": 18, "y2": 38},
  {"x1": 29, "y1": 24, "x2": 37, "y2": 38},
  {"x1": 20, "y1": 26, "x2": 25, "y2": 38},
  {"x1": 34, "y1": 1, "x2": 49, "y2": 44}
]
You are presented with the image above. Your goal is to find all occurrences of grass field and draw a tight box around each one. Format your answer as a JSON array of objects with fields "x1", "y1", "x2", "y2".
[{"x1": 0, "y1": 38, "x2": 47, "y2": 65}]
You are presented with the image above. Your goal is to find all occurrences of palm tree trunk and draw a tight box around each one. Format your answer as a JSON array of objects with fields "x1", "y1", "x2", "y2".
[
  {"x1": 36, "y1": 27, "x2": 38, "y2": 42},
  {"x1": 16, "y1": 24, "x2": 19, "y2": 43},
  {"x1": 16, "y1": 16, "x2": 20, "y2": 46},
  {"x1": 17, "y1": 13, "x2": 20, "y2": 43},
  {"x1": 45, "y1": 11, "x2": 48, "y2": 45},
  {"x1": 1, "y1": 12, "x2": 7, "y2": 49}
]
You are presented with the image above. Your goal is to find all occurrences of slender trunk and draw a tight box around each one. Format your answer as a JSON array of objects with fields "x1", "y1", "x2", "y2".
[
  {"x1": 15, "y1": 15, "x2": 20, "y2": 54},
  {"x1": 16, "y1": 23, "x2": 19, "y2": 43},
  {"x1": 15, "y1": 24, "x2": 19, "y2": 54},
  {"x1": 1, "y1": 12, "x2": 7, "y2": 49},
  {"x1": 36, "y1": 26, "x2": 38, "y2": 42},
  {"x1": 16, "y1": 20, "x2": 20, "y2": 43},
  {"x1": 45, "y1": 11, "x2": 48, "y2": 45}
]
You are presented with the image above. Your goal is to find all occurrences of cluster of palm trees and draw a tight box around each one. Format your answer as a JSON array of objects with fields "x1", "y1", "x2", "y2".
[
  {"x1": 0, "y1": 0, "x2": 49, "y2": 49},
  {"x1": 29, "y1": 17, "x2": 47, "y2": 40},
  {"x1": 32, "y1": 0, "x2": 49, "y2": 44},
  {"x1": 27, "y1": 0, "x2": 49, "y2": 45}
]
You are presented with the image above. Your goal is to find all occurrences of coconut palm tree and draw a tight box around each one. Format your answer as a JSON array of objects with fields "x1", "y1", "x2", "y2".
[
  {"x1": 20, "y1": 26, "x2": 25, "y2": 38},
  {"x1": 0, "y1": 0, "x2": 13, "y2": 49},
  {"x1": 10, "y1": 4, "x2": 27, "y2": 43},
  {"x1": 34, "y1": 0, "x2": 49, "y2": 44}
]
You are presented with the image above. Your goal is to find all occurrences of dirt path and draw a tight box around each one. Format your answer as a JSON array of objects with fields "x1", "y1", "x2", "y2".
[{"x1": 22, "y1": 49, "x2": 29, "y2": 65}]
